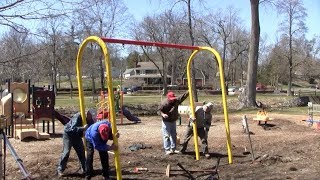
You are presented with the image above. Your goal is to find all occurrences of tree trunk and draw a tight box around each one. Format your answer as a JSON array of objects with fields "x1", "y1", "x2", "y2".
[
  {"x1": 67, "y1": 72, "x2": 73, "y2": 99},
  {"x1": 187, "y1": 0, "x2": 198, "y2": 102},
  {"x1": 239, "y1": 0, "x2": 260, "y2": 108},
  {"x1": 287, "y1": 16, "x2": 293, "y2": 96}
]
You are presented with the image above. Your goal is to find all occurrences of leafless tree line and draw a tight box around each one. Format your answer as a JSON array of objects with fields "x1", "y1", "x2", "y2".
[{"x1": 0, "y1": 0, "x2": 319, "y2": 105}]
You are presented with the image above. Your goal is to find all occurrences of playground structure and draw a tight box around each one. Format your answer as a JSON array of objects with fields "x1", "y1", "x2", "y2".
[
  {"x1": 304, "y1": 102, "x2": 320, "y2": 128},
  {"x1": 96, "y1": 86, "x2": 141, "y2": 124},
  {"x1": 0, "y1": 80, "x2": 58, "y2": 141},
  {"x1": 76, "y1": 36, "x2": 232, "y2": 180},
  {"x1": 0, "y1": 79, "x2": 73, "y2": 140},
  {"x1": 96, "y1": 87, "x2": 124, "y2": 123},
  {"x1": 0, "y1": 80, "x2": 59, "y2": 179}
]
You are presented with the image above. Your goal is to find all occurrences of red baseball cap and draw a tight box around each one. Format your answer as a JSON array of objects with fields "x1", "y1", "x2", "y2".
[
  {"x1": 167, "y1": 91, "x2": 176, "y2": 101},
  {"x1": 98, "y1": 124, "x2": 109, "y2": 141}
]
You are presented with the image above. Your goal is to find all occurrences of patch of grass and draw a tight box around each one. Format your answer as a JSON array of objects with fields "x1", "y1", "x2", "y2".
[
  {"x1": 55, "y1": 93, "x2": 308, "y2": 116},
  {"x1": 55, "y1": 95, "x2": 98, "y2": 109},
  {"x1": 270, "y1": 106, "x2": 308, "y2": 115}
]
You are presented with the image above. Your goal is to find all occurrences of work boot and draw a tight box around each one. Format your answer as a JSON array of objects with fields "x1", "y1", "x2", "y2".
[
  {"x1": 57, "y1": 170, "x2": 64, "y2": 177},
  {"x1": 179, "y1": 145, "x2": 187, "y2": 154},
  {"x1": 104, "y1": 176, "x2": 111, "y2": 180}
]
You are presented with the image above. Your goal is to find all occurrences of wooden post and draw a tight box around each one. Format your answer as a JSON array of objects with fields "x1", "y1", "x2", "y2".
[{"x1": 243, "y1": 115, "x2": 255, "y2": 161}]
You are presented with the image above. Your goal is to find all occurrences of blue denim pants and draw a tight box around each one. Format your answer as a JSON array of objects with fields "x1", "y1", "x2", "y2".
[
  {"x1": 162, "y1": 120, "x2": 177, "y2": 151},
  {"x1": 57, "y1": 133, "x2": 86, "y2": 173}
]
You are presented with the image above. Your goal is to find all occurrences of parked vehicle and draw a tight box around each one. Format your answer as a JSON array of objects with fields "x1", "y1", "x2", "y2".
[
  {"x1": 256, "y1": 83, "x2": 267, "y2": 91},
  {"x1": 127, "y1": 86, "x2": 142, "y2": 92},
  {"x1": 228, "y1": 86, "x2": 238, "y2": 92}
]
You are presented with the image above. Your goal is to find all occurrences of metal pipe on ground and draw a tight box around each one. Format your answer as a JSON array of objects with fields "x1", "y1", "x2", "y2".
[
  {"x1": 166, "y1": 162, "x2": 219, "y2": 179},
  {"x1": 3, "y1": 133, "x2": 33, "y2": 180}
]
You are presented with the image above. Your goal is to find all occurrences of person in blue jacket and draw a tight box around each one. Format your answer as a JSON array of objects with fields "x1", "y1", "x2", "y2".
[
  {"x1": 85, "y1": 120, "x2": 119, "y2": 180},
  {"x1": 57, "y1": 109, "x2": 97, "y2": 177}
]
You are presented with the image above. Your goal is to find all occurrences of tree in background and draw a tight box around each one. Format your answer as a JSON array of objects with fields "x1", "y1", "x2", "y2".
[
  {"x1": 275, "y1": 0, "x2": 307, "y2": 96},
  {"x1": 125, "y1": 51, "x2": 140, "y2": 68},
  {"x1": 61, "y1": 24, "x2": 78, "y2": 98},
  {"x1": 134, "y1": 10, "x2": 188, "y2": 95},
  {"x1": 75, "y1": 0, "x2": 129, "y2": 91},
  {"x1": 239, "y1": 0, "x2": 260, "y2": 108}
]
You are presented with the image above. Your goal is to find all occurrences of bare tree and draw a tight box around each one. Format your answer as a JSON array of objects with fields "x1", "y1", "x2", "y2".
[
  {"x1": 239, "y1": 0, "x2": 260, "y2": 108},
  {"x1": 197, "y1": 7, "x2": 248, "y2": 89},
  {"x1": 133, "y1": 10, "x2": 188, "y2": 95},
  {"x1": 275, "y1": 0, "x2": 307, "y2": 96},
  {"x1": 61, "y1": 24, "x2": 79, "y2": 98},
  {"x1": 0, "y1": 28, "x2": 34, "y2": 82},
  {"x1": 75, "y1": 0, "x2": 130, "y2": 91},
  {"x1": 0, "y1": 0, "x2": 74, "y2": 34}
]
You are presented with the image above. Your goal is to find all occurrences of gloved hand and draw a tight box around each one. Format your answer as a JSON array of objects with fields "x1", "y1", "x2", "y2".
[
  {"x1": 110, "y1": 143, "x2": 118, "y2": 151},
  {"x1": 188, "y1": 117, "x2": 195, "y2": 127},
  {"x1": 114, "y1": 131, "x2": 120, "y2": 138},
  {"x1": 82, "y1": 124, "x2": 88, "y2": 130},
  {"x1": 162, "y1": 113, "x2": 168, "y2": 118}
]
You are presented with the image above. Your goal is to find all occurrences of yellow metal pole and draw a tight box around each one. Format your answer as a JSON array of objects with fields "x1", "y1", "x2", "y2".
[
  {"x1": 76, "y1": 40, "x2": 87, "y2": 132},
  {"x1": 76, "y1": 36, "x2": 122, "y2": 179},
  {"x1": 186, "y1": 47, "x2": 233, "y2": 163},
  {"x1": 199, "y1": 46, "x2": 233, "y2": 164},
  {"x1": 186, "y1": 49, "x2": 200, "y2": 160}
]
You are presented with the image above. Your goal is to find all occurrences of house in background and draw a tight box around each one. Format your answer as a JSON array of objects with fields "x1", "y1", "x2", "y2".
[
  {"x1": 122, "y1": 61, "x2": 212, "y2": 87},
  {"x1": 179, "y1": 69, "x2": 207, "y2": 87},
  {"x1": 123, "y1": 62, "x2": 171, "y2": 85}
]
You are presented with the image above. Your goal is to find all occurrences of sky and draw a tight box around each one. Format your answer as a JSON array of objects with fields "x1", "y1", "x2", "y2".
[{"x1": 122, "y1": 0, "x2": 319, "y2": 45}]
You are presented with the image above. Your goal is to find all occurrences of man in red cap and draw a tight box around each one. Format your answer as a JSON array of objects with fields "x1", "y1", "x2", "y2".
[
  {"x1": 84, "y1": 120, "x2": 119, "y2": 180},
  {"x1": 158, "y1": 91, "x2": 189, "y2": 155}
]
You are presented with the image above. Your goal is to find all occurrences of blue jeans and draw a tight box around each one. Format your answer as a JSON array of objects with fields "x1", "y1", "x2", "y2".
[
  {"x1": 162, "y1": 120, "x2": 177, "y2": 151},
  {"x1": 57, "y1": 133, "x2": 86, "y2": 173}
]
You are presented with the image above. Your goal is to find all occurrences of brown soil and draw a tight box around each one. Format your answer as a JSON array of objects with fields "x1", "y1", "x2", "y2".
[{"x1": 4, "y1": 113, "x2": 320, "y2": 180}]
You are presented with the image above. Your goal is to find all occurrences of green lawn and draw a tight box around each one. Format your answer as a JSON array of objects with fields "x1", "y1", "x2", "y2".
[{"x1": 54, "y1": 93, "x2": 307, "y2": 116}]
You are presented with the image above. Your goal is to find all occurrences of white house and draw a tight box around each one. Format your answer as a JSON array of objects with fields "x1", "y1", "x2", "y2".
[{"x1": 123, "y1": 62, "x2": 171, "y2": 85}]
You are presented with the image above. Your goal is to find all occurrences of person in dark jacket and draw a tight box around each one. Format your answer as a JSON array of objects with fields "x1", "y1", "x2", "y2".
[
  {"x1": 57, "y1": 109, "x2": 97, "y2": 177},
  {"x1": 158, "y1": 91, "x2": 189, "y2": 155},
  {"x1": 85, "y1": 120, "x2": 119, "y2": 180},
  {"x1": 180, "y1": 102, "x2": 213, "y2": 158}
]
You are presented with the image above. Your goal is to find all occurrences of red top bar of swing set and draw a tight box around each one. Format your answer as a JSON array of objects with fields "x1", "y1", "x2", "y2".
[{"x1": 100, "y1": 37, "x2": 200, "y2": 50}]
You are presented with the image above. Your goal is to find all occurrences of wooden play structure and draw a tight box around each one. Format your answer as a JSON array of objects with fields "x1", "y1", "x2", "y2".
[{"x1": 0, "y1": 80, "x2": 56, "y2": 141}]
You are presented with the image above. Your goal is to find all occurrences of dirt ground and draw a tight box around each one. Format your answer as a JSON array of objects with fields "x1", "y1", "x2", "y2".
[{"x1": 4, "y1": 112, "x2": 320, "y2": 180}]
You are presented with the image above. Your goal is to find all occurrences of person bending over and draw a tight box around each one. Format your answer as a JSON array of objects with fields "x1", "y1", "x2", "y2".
[{"x1": 180, "y1": 102, "x2": 213, "y2": 158}]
